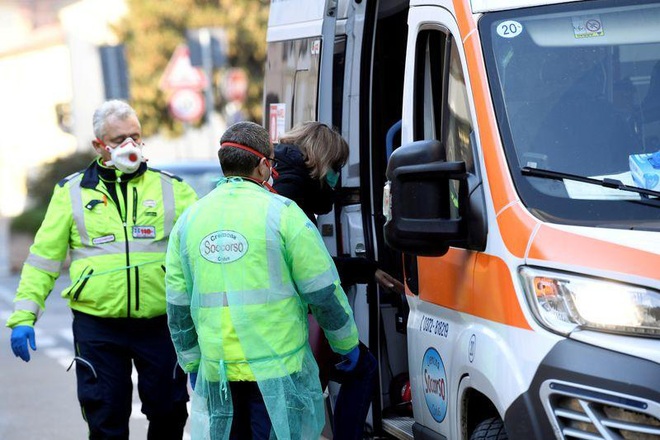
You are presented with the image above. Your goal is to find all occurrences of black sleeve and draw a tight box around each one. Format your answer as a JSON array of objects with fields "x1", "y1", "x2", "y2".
[
  {"x1": 307, "y1": 182, "x2": 335, "y2": 216},
  {"x1": 333, "y1": 256, "x2": 379, "y2": 287},
  {"x1": 273, "y1": 150, "x2": 335, "y2": 221},
  {"x1": 274, "y1": 170, "x2": 306, "y2": 206}
]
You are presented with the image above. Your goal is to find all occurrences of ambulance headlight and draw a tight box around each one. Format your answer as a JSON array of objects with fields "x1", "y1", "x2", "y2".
[{"x1": 519, "y1": 267, "x2": 660, "y2": 337}]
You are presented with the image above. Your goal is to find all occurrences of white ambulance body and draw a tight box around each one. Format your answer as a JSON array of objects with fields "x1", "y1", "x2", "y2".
[{"x1": 264, "y1": 0, "x2": 660, "y2": 439}]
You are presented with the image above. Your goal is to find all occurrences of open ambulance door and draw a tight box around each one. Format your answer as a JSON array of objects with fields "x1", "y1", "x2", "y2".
[
  {"x1": 340, "y1": 0, "x2": 413, "y2": 438},
  {"x1": 264, "y1": 0, "x2": 413, "y2": 438}
]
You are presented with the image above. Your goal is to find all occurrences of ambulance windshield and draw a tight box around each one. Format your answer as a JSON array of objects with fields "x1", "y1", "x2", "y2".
[{"x1": 481, "y1": 0, "x2": 660, "y2": 228}]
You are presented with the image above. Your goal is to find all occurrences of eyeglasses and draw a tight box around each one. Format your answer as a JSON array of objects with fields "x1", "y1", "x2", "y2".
[
  {"x1": 106, "y1": 135, "x2": 142, "y2": 148},
  {"x1": 267, "y1": 157, "x2": 279, "y2": 168}
]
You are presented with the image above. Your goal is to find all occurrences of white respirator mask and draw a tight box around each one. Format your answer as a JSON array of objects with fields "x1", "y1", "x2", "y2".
[{"x1": 105, "y1": 138, "x2": 145, "y2": 174}]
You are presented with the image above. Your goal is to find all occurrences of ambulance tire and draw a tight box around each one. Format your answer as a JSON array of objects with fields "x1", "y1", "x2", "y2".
[{"x1": 469, "y1": 417, "x2": 508, "y2": 440}]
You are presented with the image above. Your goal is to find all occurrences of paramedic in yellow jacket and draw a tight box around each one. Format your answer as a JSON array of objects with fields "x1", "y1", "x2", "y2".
[
  {"x1": 6, "y1": 100, "x2": 198, "y2": 439},
  {"x1": 165, "y1": 121, "x2": 360, "y2": 440}
]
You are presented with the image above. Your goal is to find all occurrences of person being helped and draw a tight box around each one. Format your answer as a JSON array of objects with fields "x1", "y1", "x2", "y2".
[
  {"x1": 273, "y1": 121, "x2": 405, "y2": 439},
  {"x1": 6, "y1": 99, "x2": 198, "y2": 440},
  {"x1": 165, "y1": 121, "x2": 361, "y2": 440}
]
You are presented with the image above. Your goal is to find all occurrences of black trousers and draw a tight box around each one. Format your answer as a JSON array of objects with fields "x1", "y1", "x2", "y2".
[
  {"x1": 72, "y1": 311, "x2": 189, "y2": 440},
  {"x1": 227, "y1": 381, "x2": 272, "y2": 440}
]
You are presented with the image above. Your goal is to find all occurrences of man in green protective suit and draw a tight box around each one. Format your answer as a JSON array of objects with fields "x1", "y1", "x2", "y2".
[{"x1": 165, "y1": 121, "x2": 360, "y2": 440}]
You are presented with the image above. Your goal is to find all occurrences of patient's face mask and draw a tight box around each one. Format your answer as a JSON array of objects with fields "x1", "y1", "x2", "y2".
[
  {"x1": 103, "y1": 138, "x2": 145, "y2": 173},
  {"x1": 325, "y1": 169, "x2": 340, "y2": 188}
]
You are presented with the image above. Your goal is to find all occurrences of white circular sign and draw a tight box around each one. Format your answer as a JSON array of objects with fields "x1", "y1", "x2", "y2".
[
  {"x1": 497, "y1": 20, "x2": 523, "y2": 38},
  {"x1": 169, "y1": 89, "x2": 205, "y2": 122},
  {"x1": 200, "y1": 230, "x2": 248, "y2": 264},
  {"x1": 222, "y1": 68, "x2": 248, "y2": 102}
]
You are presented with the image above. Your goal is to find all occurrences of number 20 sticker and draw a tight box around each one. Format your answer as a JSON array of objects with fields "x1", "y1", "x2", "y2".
[{"x1": 497, "y1": 20, "x2": 523, "y2": 38}]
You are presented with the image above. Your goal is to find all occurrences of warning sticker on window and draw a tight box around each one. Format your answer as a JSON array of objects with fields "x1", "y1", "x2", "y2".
[{"x1": 572, "y1": 15, "x2": 604, "y2": 38}]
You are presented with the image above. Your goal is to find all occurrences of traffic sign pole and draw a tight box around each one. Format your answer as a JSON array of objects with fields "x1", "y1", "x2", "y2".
[{"x1": 198, "y1": 28, "x2": 215, "y2": 125}]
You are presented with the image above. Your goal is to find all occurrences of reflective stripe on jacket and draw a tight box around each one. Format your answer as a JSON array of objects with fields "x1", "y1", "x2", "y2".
[{"x1": 6, "y1": 160, "x2": 198, "y2": 327}]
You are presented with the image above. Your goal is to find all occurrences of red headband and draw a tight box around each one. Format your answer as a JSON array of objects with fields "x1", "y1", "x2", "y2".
[{"x1": 220, "y1": 141, "x2": 279, "y2": 178}]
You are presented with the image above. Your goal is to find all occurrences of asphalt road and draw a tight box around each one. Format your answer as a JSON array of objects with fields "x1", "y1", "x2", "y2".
[{"x1": 0, "y1": 272, "x2": 192, "y2": 440}]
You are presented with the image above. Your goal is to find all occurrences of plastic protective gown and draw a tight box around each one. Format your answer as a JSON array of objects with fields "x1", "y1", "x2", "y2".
[{"x1": 166, "y1": 178, "x2": 359, "y2": 440}]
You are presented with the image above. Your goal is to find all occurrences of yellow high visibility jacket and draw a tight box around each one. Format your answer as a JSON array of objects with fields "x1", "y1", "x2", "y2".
[
  {"x1": 6, "y1": 160, "x2": 198, "y2": 328},
  {"x1": 166, "y1": 178, "x2": 359, "y2": 439}
]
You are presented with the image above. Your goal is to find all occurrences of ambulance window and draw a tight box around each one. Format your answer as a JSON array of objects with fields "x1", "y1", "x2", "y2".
[
  {"x1": 333, "y1": 36, "x2": 347, "y2": 131},
  {"x1": 292, "y1": 54, "x2": 321, "y2": 125},
  {"x1": 412, "y1": 30, "x2": 446, "y2": 141},
  {"x1": 480, "y1": 0, "x2": 660, "y2": 225},
  {"x1": 263, "y1": 38, "x2": 321, "y2": 132},
  {"x1": 412, "y1": 30, "x2": 476, "y2": 218},
  {"x1": 445, "y1": 38, "x2": 475, "y2": 174},
  {"x1": 412, "y1": 30, "x2": 475, "y2": 172}
]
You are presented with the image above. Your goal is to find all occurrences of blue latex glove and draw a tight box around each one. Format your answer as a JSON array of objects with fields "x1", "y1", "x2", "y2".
[
  {"x1": 335, "y1": 346, "x2": 360, "y2": 372},
  {"x1": 189, "y1": 372, "x2": 198, "y2": 391},
  {"x1": 11, "y1": 325, "x2": 36, "y2": 362},
  {"x1": 650, "y1": 150, "x2": 660, "y2": 168}
]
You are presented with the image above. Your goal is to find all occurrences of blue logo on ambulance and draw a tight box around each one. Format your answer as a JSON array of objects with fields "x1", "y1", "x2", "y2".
[{"x1": 422, "y1": 347, "x2": 448, "y2": 423}]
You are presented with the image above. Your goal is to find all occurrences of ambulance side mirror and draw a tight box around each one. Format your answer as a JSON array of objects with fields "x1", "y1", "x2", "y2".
[{"x1": 383, "y1": 140, "x2": 468, "y2": 256}]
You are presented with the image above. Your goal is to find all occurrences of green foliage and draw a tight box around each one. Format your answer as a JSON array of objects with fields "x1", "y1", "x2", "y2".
[
  {"x1": 115, "y1": 0, "x2": 269, "y2": 137},
  {"x1": 10, "y1": 208, "x2": 47, "y2": 235},
  {"x1": 10, "y1": 153, "x2": 96, "y2": 235}
]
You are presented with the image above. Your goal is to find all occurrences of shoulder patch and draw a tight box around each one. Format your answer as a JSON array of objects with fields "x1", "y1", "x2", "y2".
[
  {"x1": 150, "y1": 167, "x2": 183, "y2": 182},
  {"x1": 58, "y1": 171, "x2": 83, "y2": 187},
  {"x1": 272, "y1": 193, "x2": 293, "y2": 207}
]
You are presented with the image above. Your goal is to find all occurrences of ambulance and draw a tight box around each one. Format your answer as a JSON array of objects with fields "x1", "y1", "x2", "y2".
[{"x1": 263, "y1": 0, "x2": 660, "y2": 438}]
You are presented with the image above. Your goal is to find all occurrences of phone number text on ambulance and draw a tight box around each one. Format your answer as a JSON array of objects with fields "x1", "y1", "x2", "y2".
[{"x1": 420, "y1": 315, "x2": 449, "y2": 338}]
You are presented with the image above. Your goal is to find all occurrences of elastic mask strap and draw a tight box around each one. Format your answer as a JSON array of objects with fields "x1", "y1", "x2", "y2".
[
  {"x1": 219, "y1": 141, "x2": 279, "y2": 178},
  {"x1": 243, "y1": 177, "x2": 278, "y2": 194},
  {"x1": 96, "y1": 139, "x2": 111, "y2": 166}
]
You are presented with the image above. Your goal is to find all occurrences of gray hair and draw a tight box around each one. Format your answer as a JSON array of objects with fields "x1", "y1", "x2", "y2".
[
  {"x1": 218, "y1": 121, "x2": 271, "y2": 176},
  {"x1": 92, "y1": 100, "x2": 138, "y2": 139}
]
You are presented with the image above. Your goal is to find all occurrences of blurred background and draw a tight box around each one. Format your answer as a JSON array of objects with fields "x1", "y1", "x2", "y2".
[
  {"x1": 0, "y1": 3, "x2": 269, "y2": 436},
  {"x1": 0, "y1": 0, "x2": 270, "y2": 274}
]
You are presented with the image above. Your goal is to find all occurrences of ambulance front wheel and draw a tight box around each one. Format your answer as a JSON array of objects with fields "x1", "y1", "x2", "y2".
[{"x1": 469, "y1": 416, "x2": 508, "y2": 440}]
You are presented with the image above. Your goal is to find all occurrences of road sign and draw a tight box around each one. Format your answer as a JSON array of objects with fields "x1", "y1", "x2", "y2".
[
  {"x1": 159, "y1": 45, "x2": 208, "y2": 91},
  {"x1": 169, "y1": 89, "x2": 205, "y2": 123},
  {"x1": 221, "y1": 68, "x2": 248, "y2": 102}
]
